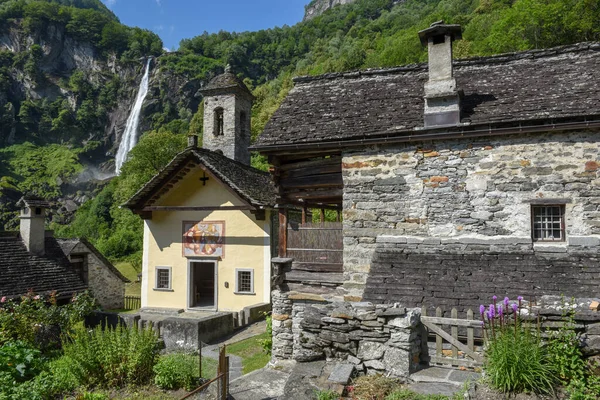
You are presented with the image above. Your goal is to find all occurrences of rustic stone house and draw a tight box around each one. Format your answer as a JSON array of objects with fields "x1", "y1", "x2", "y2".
[
  {"x1": 123, "y1": 70, "x2": 276, "y2": 321},
  {"x1": 252, "y1": 23, "x2": 600, "y2": 316},
  {"x1": 0, "y1": 197, "x2": 129, "y2": 309}
]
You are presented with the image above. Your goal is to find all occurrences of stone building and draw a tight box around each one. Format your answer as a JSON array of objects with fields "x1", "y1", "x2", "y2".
[
  {"x1": 0, "y1": 197, "x2": 129, "y2": 309},
  {"x1": 253, "y1": 23, "x2": 600, "y2": 317}
]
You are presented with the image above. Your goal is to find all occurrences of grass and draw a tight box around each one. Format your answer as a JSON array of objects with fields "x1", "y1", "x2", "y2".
[
  {"x1": 115, "y1": 261, "x2": 142, "y2": 297},
  {"x1": 227, "y1": 332, "x2": 271, "y2": 374}
]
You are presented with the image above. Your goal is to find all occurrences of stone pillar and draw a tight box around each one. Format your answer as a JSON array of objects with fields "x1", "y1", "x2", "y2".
[{"x1": 271, "y1": 289, "x2": 293, "y2": 361}]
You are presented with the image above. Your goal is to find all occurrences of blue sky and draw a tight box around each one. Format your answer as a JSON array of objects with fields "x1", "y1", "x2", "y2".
[{"x1": 102, "y1": 0, "x2": 309, "y2": 50}]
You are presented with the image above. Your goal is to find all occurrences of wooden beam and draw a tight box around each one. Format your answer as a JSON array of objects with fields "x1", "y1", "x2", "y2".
[
  {"x1": 301, "y1": 207, "x2": 307, "y2": 224},
  {"x1": 142, "y1": 206, "x2": 255, "y2": 212},
  {"x1": 320, "y1": 208, "x2": 325, "y2": 223},
  {"x1": 280, "y1": 173, "x2": 343, "y2": 190},
  {"x1": 278, "y1": 208, "x2": 288, "y2": 258}
]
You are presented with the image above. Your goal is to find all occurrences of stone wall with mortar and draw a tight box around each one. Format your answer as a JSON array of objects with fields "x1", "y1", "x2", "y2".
[
  {"x1": 271, "y1": 289, "x2": 425, "y2": 379},
  {"x1": 341, "y1": 130, "x2": 600, "y2": 300}
]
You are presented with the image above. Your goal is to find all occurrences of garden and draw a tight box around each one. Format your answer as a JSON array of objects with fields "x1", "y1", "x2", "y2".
[{"x1": 0, "y1": 291, "x2": 217, "y2": 400}]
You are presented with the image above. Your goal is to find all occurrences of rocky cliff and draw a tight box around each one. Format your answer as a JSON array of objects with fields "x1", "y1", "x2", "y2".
[{"x1": 303, "y1": 0, "x2": 357, "y2": 21}]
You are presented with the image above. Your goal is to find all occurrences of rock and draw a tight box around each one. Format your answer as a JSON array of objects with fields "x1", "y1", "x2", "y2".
[
  {"x1": 383, "y1": 347, "x2": 410, "y2": 378},
  {"x1": 364, "y1": 359, "x2": 385, "y2": 370},
  {"x1": 347, "y1": 355, "x2": 361, "y2": 365},
  {"x1": 328, "y1": 363, "x2": 355, "y2": 384},
  {"x1": 357, "y1": 341, "x2": 386, "y2": 361}
]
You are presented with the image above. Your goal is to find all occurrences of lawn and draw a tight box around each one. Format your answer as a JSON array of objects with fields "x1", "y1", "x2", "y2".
[
  {"x1": 227, "y1": 332, "x2": 271, "y2": 374},
  {"x1": 115, "y1": 261, "x2": 142, "y2": 297}
]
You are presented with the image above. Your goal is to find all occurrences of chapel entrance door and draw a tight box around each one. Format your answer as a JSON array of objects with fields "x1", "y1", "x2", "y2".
[{"x1": 190, "y1": 261, "x2": 216, "y2": 309}]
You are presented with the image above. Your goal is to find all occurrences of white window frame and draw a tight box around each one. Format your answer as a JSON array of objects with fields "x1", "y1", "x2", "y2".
[
  {"x1": 154, "y1": 266, "x2": 173, "y2": 291},
  {"x1": 235, "y1": 268, "x2": 254, "y2": 295}
]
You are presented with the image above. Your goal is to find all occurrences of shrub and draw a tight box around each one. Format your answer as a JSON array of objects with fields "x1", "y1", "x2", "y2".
[
  {"x1": 385, "y1": 388, "x2": 449, "y2": 400},
  {"x1": 62, "y1": 323, "x2": 159, "y2": 387},
  {"x1": 0, "y1": 341, "x2": 44, "y2": 383},
  {"x1": 153, "y1": 353, "x2": 198, "y2": 391},
  {"x1": 481, "y1": 296, "x2": 557, "y2": 394},
  {"x1": 315, "y1": 389, "x2": 339, "y2": 400},
  {"x1": 258, "y1": 312, "x2": 272, "y2": 354},
  {"x1": 0, "y1": 290, "x2": 98, "y2": 351}
]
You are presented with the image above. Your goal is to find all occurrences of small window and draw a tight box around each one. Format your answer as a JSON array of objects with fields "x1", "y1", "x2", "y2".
[
  {"x1": 240, "y1": 111, "x2": 247, "y2": 137},
  {"x1": 214, "y1": 108, "x2": 224, "y2": 136},
  {"x1": 235, "y1": 269, "x2": 254, "y2": 294},
  {"x1": 155, "y1": 267, "x2": 172, "y2": 290},
  {"x1": 532, "y1": 205, "x2": 565, "y2": 242}
]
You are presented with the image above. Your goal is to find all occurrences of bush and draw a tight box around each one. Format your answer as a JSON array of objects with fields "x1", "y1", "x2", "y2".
[
  {"x1": 153, "y1": 353, "x2": 199, "y2": 391},
  {"x1": 315, "y1": 389, "x2": 339, "y2": 400},
  {"x1": 62, "y1": 324, "x2": 159, "y2": 387},
  {"x1": 0, "y1": 291, "x2": 98, "y2": 351},
  {"x1": 0, "y1": 341, "x2": 44, "y2": 384},
  {"x1": 258, "y1": 312, "x2": 272, "y2": 354}
]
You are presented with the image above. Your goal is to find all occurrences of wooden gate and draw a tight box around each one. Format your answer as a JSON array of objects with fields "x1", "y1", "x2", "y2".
[{"x1": 421, "y1": 307, "x2": 484, "y2": 368}]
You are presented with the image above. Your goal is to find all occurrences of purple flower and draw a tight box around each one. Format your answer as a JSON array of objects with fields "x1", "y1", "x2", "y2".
[
  {"x1": 517, "y1": 296, "x2": 524, "y2": 301},
  {"x1": 497, "y1": 305, "x2": 503, "y2": 316},
  {"x1": 489, "y1": 304, "x2": 495, "y2": 318},
  {"x1": 512, "y1": 303, "x2": 518, "y2": 313},
  {"x1": 480, "y1": 305, "x2": 485, "y2": 315},
  {"x1": 504, "y1": 297, "x2": 510, "y2": 307},
  {"x1": 493, "y1": 295, "x2": 498, "y2": 301}
]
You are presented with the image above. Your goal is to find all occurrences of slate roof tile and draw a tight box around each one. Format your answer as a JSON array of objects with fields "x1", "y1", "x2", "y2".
[
  {"x1": 254, "y1": 43, "x2": 600, "y2": 148},
  {"x1": 0, "y1": 234, "x2": 87, "y2": 298}
]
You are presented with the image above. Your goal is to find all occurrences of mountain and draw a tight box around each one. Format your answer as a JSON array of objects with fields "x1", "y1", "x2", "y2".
[
  {"x1": 303, "y1": 0, "x2": 358, "y2": 21},
  {"x1": 1, "y1": 0, "x2": 599, "y2": 262}
]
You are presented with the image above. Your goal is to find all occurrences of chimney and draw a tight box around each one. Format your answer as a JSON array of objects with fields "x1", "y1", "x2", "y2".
[
  {"x1": 418, "y1": 21, "x2": 462, "y2": 128},
  {"x1": 17, "y1": 197, "x2": 50, "y2": 256},
  {"x1": 187, "y1": 134, "x2": 198, "y2": 148}
]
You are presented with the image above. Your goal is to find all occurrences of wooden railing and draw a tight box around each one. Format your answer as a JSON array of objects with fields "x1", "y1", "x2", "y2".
[
  {"x1": 421, "y1": 307, "x2": 484, "y2": 368},
  {"x1": 124, "y1": 295, "x2": 141, "y2": 310},
  {"x1": 287, "y1": 221, "x2": 343, "y2": 266},
  {"x1": 181, "y1": 345, "x2": 229, "y2": 400}
]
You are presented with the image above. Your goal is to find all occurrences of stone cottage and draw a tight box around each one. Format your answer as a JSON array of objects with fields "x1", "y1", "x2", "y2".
[
  {"x1": 0, "y1": 197, "x2": 129, "y2": 309},
  {"x1": 123, "y1": 69, "x2": 276, "y2": 321},
  {"x1": 253, "y1": 22, "x2": 600, "y2": 316}
]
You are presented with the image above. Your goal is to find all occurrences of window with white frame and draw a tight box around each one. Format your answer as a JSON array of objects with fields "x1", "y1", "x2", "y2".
[
  {"x1": 235, "y1": 269, "x2": 254, "y2": 294},
  {"x1": 155, "y1": 267, "x2": 172, "y2": 290},
  {"x1": 532, "y1": 205, "x2": 565, "y2": 242}
]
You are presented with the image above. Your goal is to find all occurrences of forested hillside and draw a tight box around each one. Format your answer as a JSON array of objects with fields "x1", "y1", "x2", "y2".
[{"x1": 2, "y1": 0, "x2": 600, "y2": 265}]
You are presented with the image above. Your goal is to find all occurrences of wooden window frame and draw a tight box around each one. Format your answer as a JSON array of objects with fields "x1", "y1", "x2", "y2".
[
  {"x1": 154, "y1": 266, "x2": 173, "y2": 291},
  {"x1": 531, "y1": 204, "x2": 566, "y2": 242},
  {"x1": 235, "y1": 268, "x2": 254, "y2": 295}
]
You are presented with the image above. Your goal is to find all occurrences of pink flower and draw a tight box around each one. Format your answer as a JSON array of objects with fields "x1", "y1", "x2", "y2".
[
  {"x1": 34, "y1": 295, "x2": 40, "y2": 300},
  {"x1": 0, "y1": 296, "x2": 5, "y2": 303}
]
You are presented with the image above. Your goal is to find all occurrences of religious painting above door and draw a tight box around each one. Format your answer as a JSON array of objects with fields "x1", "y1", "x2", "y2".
[{"x1": 182, "y1": 220, "x2": 225, "y2": 257}]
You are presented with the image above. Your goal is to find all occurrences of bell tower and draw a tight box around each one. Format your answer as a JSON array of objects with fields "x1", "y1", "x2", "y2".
[{"x1": 199, "y1": 65, "x2": 254, "y2": 165}]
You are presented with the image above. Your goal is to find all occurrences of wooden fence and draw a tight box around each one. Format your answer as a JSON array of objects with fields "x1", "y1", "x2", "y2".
[
  {"x1": 181, "y1": 345, "x2": 230, "y2": 400},
  {"x1": 287, "y1": 221, "x2": 343, "y2": 268},
  {"x1": 124, "y1": 295, "x2": 141, "y2": 310},
  {"x1": 421, "y1": 307, "x2": 484, "y2": 368}
]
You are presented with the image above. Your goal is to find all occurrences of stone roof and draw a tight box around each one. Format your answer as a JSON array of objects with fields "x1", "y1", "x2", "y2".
[
  {"x1": 57, "y1": 238, "x2": 130, "y2": 283},
  {"x1": 198, "y1": 70, "x2": 254, "y2": 98},
  {"x1": 123, "y1": 147, "x2": 277, "y2": 211},
  {"x1": 16, "y1": 196, "x2": 51, "y2": 209},
  {"x1": 254, "y1": 42, "x2": 600, "y2": 148},
  {"x1": 0, "y1": 233, "x2": 87, "y2": 298}
]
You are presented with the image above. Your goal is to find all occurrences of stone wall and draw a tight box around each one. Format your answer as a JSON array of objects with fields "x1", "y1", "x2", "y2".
[
  {"x1": 342, "y1": 130, "x2": 600, "y2": 299},
  {"x1": 202, "y1": 93, "x2": 252, "y2": 165},
  {"x1": 362, "y1": 241, "x2": 600, "y2": 315},
  {"x1": 69, "y1": 242, "x2": 126, "y2": 310},
  {"x1": 271, "y1": 289, "x2": 424, "y2": 379}
]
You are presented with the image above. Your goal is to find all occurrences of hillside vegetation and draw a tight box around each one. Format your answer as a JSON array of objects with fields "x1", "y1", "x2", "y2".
[{"x1": 2, "y1": 0, "x2": 600, "y2": 264}]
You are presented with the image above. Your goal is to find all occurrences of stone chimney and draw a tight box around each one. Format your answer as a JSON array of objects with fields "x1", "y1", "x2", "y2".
[
  {"x1": 418, "y1": 21, "x2": 462, "y2": 128},
  {"x1": 187, "y1": 134, "x2": 198, "y2": 148},
  {"x1": 16, "y1": 197, "x2": 50, "y2": 256}
]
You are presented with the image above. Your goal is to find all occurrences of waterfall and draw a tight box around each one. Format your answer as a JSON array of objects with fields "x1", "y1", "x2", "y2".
[{"x1": 115, "y1": 58, "x2": 152, "y2": 175}]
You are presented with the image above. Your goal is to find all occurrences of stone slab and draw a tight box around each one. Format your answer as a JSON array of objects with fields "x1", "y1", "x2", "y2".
[
  {"x1": 408, "y1": 382, "x2": 464, "y2": 397},
  {"x1": 448, "y1": 369, "x2": 481, "y2": 383},
  {"x1": 328, "y1": 363, "x2": 355, "y2": 384},
  {"x1": 410, "y1": 367, "x2": 452, "y2": 383}
]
